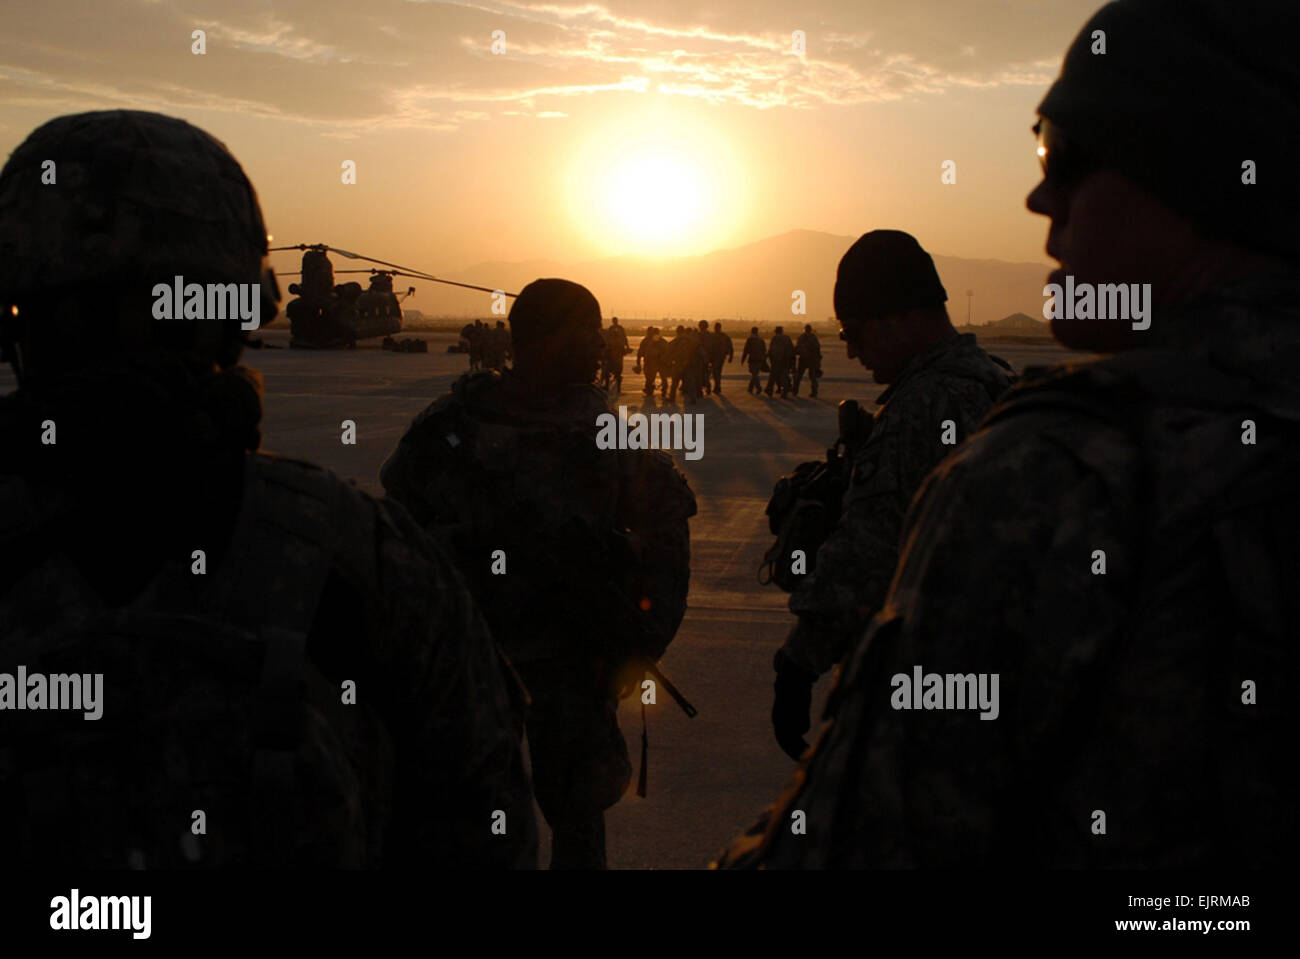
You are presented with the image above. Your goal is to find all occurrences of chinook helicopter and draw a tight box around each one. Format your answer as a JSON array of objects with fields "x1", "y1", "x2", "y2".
[{"x1": 271, "y1": 243, "x2": 517, "y2": 349}]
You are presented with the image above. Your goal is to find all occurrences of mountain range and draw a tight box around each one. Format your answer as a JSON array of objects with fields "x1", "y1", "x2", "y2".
[{"x1": 437, "y1": 229, "x2": 1054, "y2": 325}]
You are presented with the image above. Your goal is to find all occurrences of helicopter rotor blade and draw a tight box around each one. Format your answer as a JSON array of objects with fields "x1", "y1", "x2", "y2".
[{"x1": 269, "y1": 243, "x2": 517, "y2": 297}]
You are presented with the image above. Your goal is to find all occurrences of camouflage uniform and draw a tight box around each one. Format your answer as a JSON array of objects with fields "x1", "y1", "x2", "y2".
[
  {"x1": 380, "y1": 369, "x2": 696, "y2": 862},
  {"x1": 782, "y1": 333, "x2": 1014, "y2": 677},
  {"x1": 0, "y1": 110, "x2": 537, "y2": 869},
  {"x1": 0, "y1": 448, "x2": 539, "y2": 869},
  {"x1": 721, "y1": 273, "x2": 1300, "y2": 867}
]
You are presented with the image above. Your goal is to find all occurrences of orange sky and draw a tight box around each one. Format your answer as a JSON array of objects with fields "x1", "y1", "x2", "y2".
[{"x1": 0, "y1": 0, "x2": 1102, "y2": 316}]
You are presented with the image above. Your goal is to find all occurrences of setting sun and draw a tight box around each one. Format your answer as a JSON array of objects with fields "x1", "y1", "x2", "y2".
[
  {"x1": 566, "y1": 108, "x2": 747, "y2": 258},
  {"x1": 604, "y1": 150, "x2": 707, "y2": 245}
]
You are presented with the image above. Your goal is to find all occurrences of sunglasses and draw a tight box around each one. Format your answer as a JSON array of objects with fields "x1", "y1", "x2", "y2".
[
  {"x1": 1034, "y1": 117, "x2": 1097, "y2": 187},
  {"x1": 838, "y1": 316, "x2": 876, "y2": 341}
]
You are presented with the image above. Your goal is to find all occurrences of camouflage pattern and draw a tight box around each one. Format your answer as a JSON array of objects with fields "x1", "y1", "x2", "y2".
[
  {"x1": 0, "y1": 110, "x2": 277, "y2": 373},
  {"x1": 379, "y1": 369, "x2": 696, "y2": 823},
  {"x1": 781, "y1": 333, "x2": 1014, "y2": 676},
  {"x1": 0, "y1": 110, "x2": 268, "y2": 297},
  {"x1": 0, "y1": 451, "x2": 538, "y2": 869},
  {"x1": 0, "y1": 108, "x2": 534, "y2": 870},
  {"x1": 719, "y1": 272, "x2": 1300, "y2": 868}
]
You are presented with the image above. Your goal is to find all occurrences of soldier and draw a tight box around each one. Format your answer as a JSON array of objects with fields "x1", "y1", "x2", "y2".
[
  {"x1": 666, "y1": 324, "x2": 692, "y2": 403},
  {"x1": 648, "y1": 326, "x2": 671, "y2": 397},
  {"x1": 460, "y1": 321, "x2": 479, "y2": 370},
  {"x1": 380, "y1": 278, "x2": 696, "y2": 869},
  {"x1": 481, "y1": 320, "x2": 506, "y2": 371},
  {"x1": 765, "y1": 325, "x2": 795, "y2": 398},
  {"x1": 741, "y1": 326, "x2": 767, "y2": 394},
  {"x1": 637, "y1": 326, "x2": 667, "y2": 397},
  {"x1": 708, "y1": 322, "x2": 734, "y2": 395},
  {"x1": 601, "y1": 316, "x2": 629, "y2": 394},
  {"x1": 473, "y1": 319, "x2": 489, "y2": 370},
  {"x1": 0, "y1": 110, "x2": 536, "y2": 869},
  {"x1": 770, "y1": 230, "x2": 1014, "y2": 760},
  {"x1": 696, "y1": 321, "x2": 714, "y2": 396},
  {"x1": 792, "y1": 323, "x2": 822, "y2": 397},
  {"x1": 722, "y1": 0, "x2": 1299, "y2": 868}
]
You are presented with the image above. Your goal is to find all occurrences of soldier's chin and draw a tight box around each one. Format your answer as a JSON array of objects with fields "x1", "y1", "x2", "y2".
[{"x1": 1050, "y1": 315, "x2": 1136, "y2": 353}]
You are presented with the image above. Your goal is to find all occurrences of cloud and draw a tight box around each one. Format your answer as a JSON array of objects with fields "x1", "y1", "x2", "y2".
[
  {"x1": 0, "y1": 0, "x2": 1083, "y2": 136},
  {"x1": 432, "y1": 0, "x2": 1060, "y2": 111}
]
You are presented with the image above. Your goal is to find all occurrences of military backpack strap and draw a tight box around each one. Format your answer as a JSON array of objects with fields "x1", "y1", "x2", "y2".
[{"x1": 204, "y1": 456, "x2": 347, "y2": 865}]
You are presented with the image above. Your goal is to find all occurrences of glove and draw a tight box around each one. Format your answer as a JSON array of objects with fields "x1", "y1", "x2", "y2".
[{"x1": 771, "y1": 649, "x2": 816, "y2": 760}]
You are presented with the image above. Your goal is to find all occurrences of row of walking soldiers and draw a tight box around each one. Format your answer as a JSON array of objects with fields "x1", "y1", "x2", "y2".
[
  {"x1": 460, "y1": 319, "x2": 513, "y2": 371},
  {"x1": 635, "y1": 321, "x2": 735, "y2": 403},
  {"x1": 741, "y1": 324, "x2": 822, "y2": 398}
]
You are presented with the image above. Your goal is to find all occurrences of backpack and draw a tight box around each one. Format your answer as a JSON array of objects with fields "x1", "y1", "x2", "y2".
[
  {"x1": 759, "y1": 456, "x2": 850, "y2": 591},
  {"x1": 387, "y1": 374, "x2": 682, "y2": 666},
  {"x1": 759, "y1": 400, "x2": 873, "y2": 591},
  {"x1": 734, "y1": 351, "x2": 1300, "y2": 868},
  {"x1": 0, "y1": 458, "x2": 390, "y2": 868}
]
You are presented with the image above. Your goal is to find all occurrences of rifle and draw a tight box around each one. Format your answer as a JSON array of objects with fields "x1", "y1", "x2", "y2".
[{"x1": 836, "y1": 398, "x2": 873, "y2": 460}]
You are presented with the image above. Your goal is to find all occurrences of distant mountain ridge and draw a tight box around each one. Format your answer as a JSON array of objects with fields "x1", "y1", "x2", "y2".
[{"x1": 436, "y1": 230, "x2": 1052, "y2": 324}]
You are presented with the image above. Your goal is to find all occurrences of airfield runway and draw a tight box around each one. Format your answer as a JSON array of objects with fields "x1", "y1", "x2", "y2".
[
  {"x1": 1, "y1": 328, "x2": 1076, "y2": 868},
  {"x1": 245, "y1": 328, "x2": 1075, "y2": 869}
]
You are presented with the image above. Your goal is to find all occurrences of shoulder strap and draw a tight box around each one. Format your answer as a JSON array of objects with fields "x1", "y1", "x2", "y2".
[
  {"x1": 205, "y1": 454, "x2": 349, "y2": 864},
  {"x1": 207, "y1": 455, "x2": 344, "y2": 636}
]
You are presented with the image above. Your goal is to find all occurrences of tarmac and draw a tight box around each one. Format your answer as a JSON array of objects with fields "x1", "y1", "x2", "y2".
[
  {"x1": 248, "y1": 327, "x2": 1078, "y2": 868},
  {"x1": 0, "y1": 327, "x2": 1077, "y2": 868}
]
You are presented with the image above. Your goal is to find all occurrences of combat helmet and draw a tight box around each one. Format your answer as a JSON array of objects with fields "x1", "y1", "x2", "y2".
[{"x1": 0, "y1": 110, "x2": 279, "y2": 385}]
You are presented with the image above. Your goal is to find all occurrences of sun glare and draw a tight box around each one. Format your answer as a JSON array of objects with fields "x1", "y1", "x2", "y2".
[
  {"x1": 567, "y1": 111, "x2": 745, "y2": 257},
  {"x1": 605, "y1": 151, "x2": 706, "y2": 244}
]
